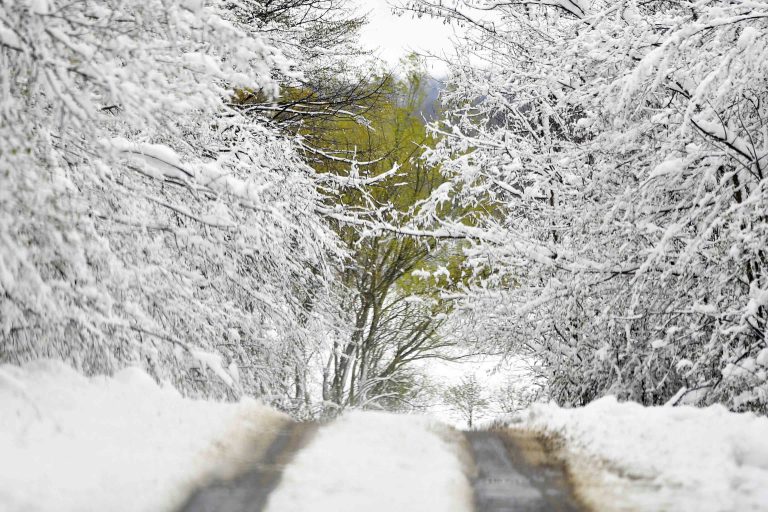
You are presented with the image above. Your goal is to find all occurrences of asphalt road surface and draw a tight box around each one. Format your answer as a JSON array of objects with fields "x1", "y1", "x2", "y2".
[
  {"x1": 466, "y1": 430, "x2": 583, "y2": 512},
  {"x1": 178, "y1": 423, "x2": 314, "y2": 512},
  {"x1": 178, "y1": 424, "x2": 585, "y2": 512}
]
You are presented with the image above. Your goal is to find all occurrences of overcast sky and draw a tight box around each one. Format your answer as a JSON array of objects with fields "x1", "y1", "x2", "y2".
[{"x1": 355, "y1": 0, "x2": 458, "y2": 76}]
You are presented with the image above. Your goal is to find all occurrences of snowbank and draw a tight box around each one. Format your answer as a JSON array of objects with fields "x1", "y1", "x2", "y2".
[
  {"x1": 0, "y1": 360, "x2": 287, "y2": 512},
  {"x1": 522, "y1": 397, "x2": 768, "y2": 512},
  {"x1": 264, "y1": 411, "x2": 473, "y2": 512}
]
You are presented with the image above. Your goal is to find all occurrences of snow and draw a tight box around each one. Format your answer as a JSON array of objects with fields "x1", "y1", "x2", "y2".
[
  {"x1": 190, "y1": 349, "x2": 236, "y2": 388},
  {"x1": 4, "y1": 359, "x2": 768, "y2": 512},
  {"x1": 0, "y1": 360, "x2": 287, "y2": 512},
  {"x1": 264, "y1": 411, "x2": 472, "y2": 512},
  {"x1": 650, "y1": 158, "x2": 684, "y2": 178},
  {"x1": 521, "y1": 397, "x2": 768, "y2": 512},
  {"x1": 757, "y1": 349, "x2": 768, "y2": 367}
]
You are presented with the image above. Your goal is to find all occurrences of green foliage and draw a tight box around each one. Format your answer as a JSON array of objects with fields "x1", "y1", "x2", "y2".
[
  {"x1": 292, "y1": 57, "x2": 474, "y2": 408},
  {"x1": 298, "y1": 58, "x2": 460, "y2": 300}
]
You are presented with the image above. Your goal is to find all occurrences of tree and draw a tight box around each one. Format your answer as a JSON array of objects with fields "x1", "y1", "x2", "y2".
[
  {"x1": 403, "y1": 0, "x2": 768, "y2": 412},
  {"x1": 297, "y1": 61, "x2": 475, "y2": 411},
  {"x1": 444, "y1": 375, "x2": 489, "y2": 429},
  {"x1": 497, "y1": 377, "x2": 545, "y2": 415},
  {"x1": 0, "y1": 0, "x2": 380, "y2": 409},
  {"x1": 227, "y1": 0, "x2": 391, "y2": 147}
]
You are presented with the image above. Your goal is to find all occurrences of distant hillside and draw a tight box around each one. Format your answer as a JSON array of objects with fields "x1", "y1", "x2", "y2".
[{"x1": 415, "y1": 76, "x2": 445, "y2": 122}]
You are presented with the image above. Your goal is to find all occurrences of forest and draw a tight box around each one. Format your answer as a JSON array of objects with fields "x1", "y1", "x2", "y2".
[{"x1": 1, "y1": 0, "x2": 767, "y2": 418}]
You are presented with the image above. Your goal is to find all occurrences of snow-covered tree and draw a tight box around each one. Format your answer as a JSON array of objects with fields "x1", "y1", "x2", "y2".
[
  {"x1": 444, "y1": 374, "x2": 489, "y2": 428},
  {"x1": 0, "y1": 0, "x2": 361, "y2": 403},
  {"x1": 405, "y1": 0, "x2": 768, "y2": 412}
]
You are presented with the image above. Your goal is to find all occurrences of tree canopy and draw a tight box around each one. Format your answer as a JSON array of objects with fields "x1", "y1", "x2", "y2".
[{"x1": 404, "y1": 0, "x2": 768, "y2": 413}]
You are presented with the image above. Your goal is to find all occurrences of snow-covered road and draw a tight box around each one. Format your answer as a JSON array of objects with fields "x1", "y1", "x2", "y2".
[
  {"x1": 4, "y1": 362, "x2": 768, "y2": 512},
  {"x1": 180, "y1": 413, "x2": 584, "y2": 512},
  {"x1": 467, "y1": 430, "x2": 581, "y2": 512},
  {"x1": 179, "y1": 422, "x2": 315, "y2": 512},
  {"x1": 262, "y1": 412, "x2": 474, "y2": 512}
]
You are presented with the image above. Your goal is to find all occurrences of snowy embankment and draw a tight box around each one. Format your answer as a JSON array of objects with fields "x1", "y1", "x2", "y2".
[
  {"x1": 264, "y1": 411, "x2": 473, "y2": 512},
  {"x1": 0, "y1": 360, "x2": 286, "y2": 512},
  {"x1": 522, "y1": 397, "x2": 768, "y2": 512}
]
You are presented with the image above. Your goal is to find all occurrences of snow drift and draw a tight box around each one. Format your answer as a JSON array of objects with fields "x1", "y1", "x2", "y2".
[
  {"x1": 0, "y1": 360, "x2": 287, "y2": 512},
  {"x1": 523, "y1": 397, "x2": 768, "y2": 512}
]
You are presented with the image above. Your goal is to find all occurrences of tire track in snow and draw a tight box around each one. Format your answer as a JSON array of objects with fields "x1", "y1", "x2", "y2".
[
  {"x1": 178, "y1": 422, "x2": 315, "y2": 512},
  {"x1": 178, "y1": 418, "x2": 585, "y2": 512},
  {"x1": 466, "y1": 430, "x2": 585, "y2": 512}
]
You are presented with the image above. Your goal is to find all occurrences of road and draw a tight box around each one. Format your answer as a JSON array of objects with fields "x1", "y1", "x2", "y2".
[
  {"x1": 466, "y1": 430, "x2": 582, "y2": 512},
  {"x1": 179, "y1": 419, "x2": 585, "y2": 512},
  {"x1": 179, "y1": 423, "x2": 315, "y2": 512}
]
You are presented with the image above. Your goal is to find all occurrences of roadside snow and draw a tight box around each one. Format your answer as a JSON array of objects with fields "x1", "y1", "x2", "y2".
[
  {"x1": 523, "y1": 397, "x2": 768, "y2": 512},
  {"x1": 264, "y1": 411, "x2": 473, "y2": 512},
  {"x1": 0, "y1": 360, "x2": 287, "y2": 512}
]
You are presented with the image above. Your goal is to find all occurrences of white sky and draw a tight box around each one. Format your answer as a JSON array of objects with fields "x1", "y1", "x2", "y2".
[{"x1": 355, "y1": 0, "x2": 458, "y2": 76}]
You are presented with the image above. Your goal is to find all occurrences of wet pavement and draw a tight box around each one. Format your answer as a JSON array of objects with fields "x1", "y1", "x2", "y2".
[
  {"x1": 466, "y1": 430, "x2": 584, "y2": 512},
  {"x1": 178, "y1": 422, "x2": 314, "y2": 512}
]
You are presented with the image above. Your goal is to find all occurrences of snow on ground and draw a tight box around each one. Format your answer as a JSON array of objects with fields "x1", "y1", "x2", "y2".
[
  {"x1": 264, "y1": 410, "x2": 473, "y2": 512},
  {"x1": 0, "y1": 360, "x2": 287, "y2": 512},
  {"x1": 520, "y1": 397, "x2": 768, "y2": 512}
]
